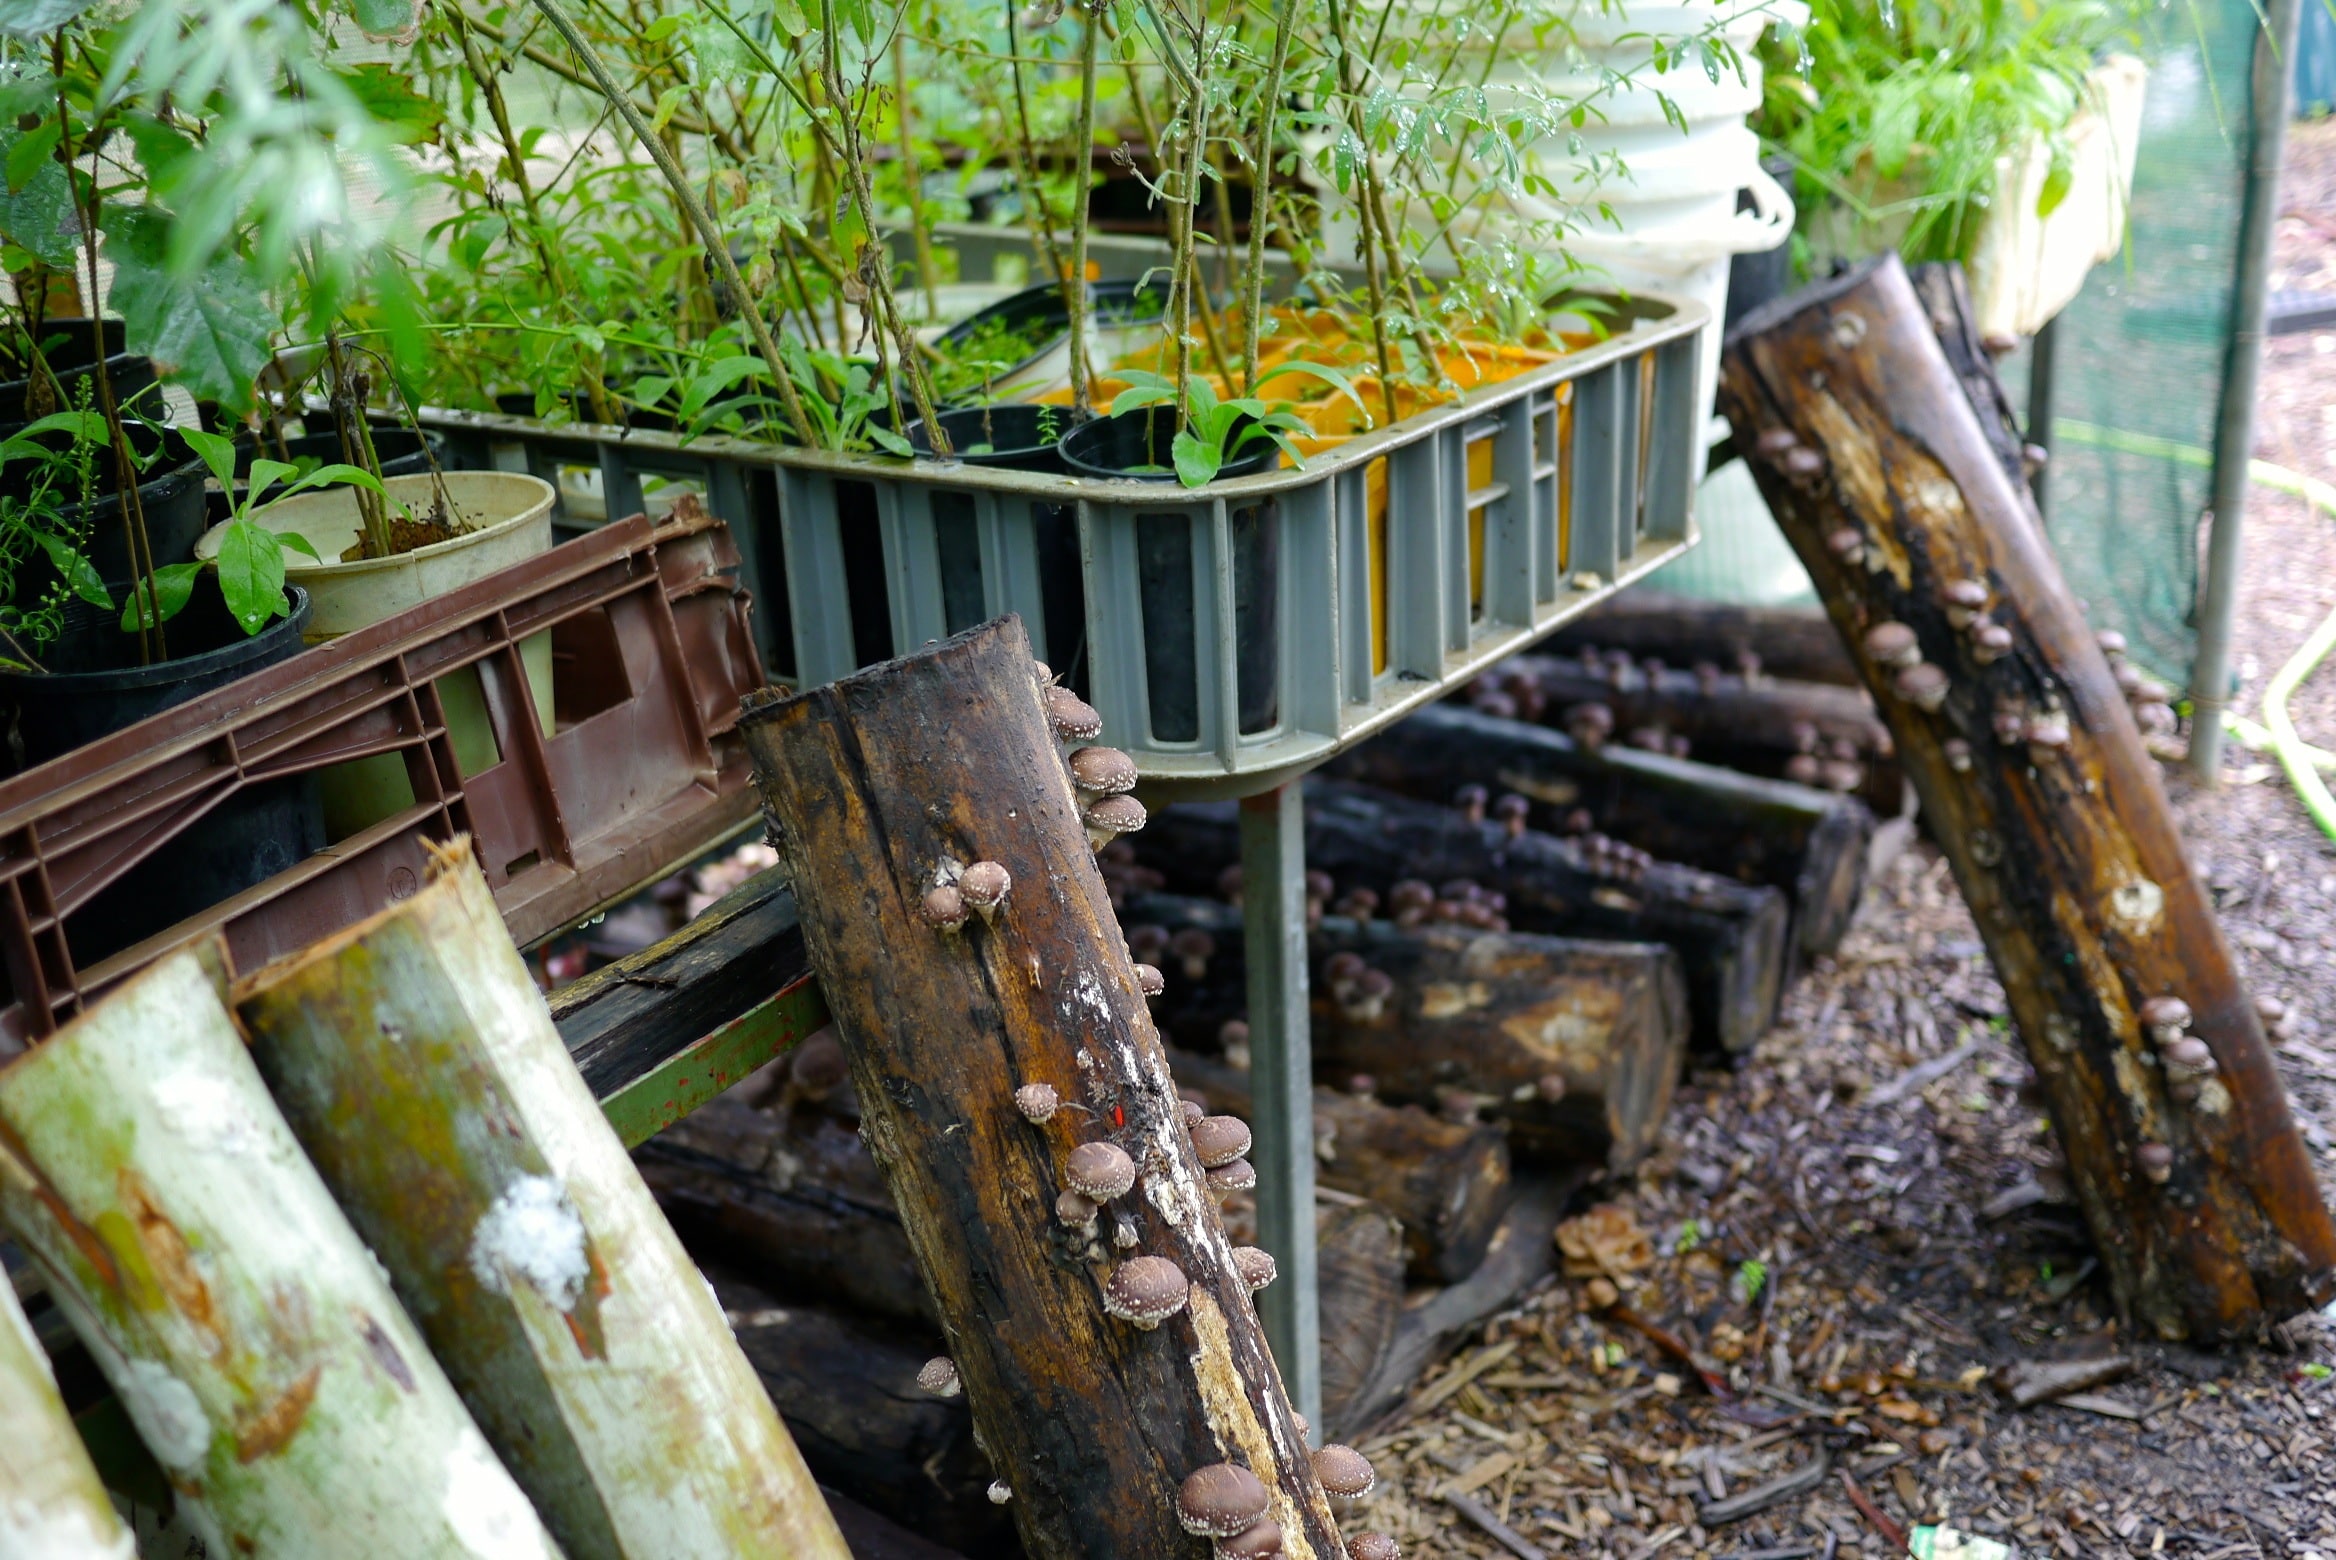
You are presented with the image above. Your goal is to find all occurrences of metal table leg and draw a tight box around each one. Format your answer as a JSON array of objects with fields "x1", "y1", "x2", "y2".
[{"x1": 1238, "y1": 779, "x2": 1320, "y2": 1435}]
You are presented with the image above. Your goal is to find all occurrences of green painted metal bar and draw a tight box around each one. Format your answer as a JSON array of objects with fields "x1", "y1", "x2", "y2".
[{"x1": 598, "y1": 975, "x2": 832, "y2": 1149}]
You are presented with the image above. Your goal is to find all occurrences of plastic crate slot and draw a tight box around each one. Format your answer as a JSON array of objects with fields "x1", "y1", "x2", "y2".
[
  {"x1": 1136, "y1": 512, "x2": 1201, "y2": 745},
  {"x1": 930, "y1": 491, "x2": 990, "y2": 635},
  {"x1": 1231, "y1": 500, "x2": 1280, "y2": 738},
  {"x1": 835, "y1": 479, "x2": 895, "y2": 667},
  {"x1": 551, "y1": 603, "x2": 636, "y2": 730},
  {"x1": 1034, "y1": 500, "x2": 1089, "y2": 700}
]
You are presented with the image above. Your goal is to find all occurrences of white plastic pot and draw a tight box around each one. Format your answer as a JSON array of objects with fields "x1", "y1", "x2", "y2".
[{"x1": 197, "y1": 470, "x2": 558, "y2": 838}]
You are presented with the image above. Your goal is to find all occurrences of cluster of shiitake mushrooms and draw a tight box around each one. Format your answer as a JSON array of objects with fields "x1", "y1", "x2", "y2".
[{"x1": 911, "y1": 658, "x2": 1401, "y2": 1556}]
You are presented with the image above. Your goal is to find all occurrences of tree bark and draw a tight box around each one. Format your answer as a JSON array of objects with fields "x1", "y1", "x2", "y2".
[
  {"x1": 639, "y1": 1095, "x2": 934, "y2": 1328},
  {"x1": 711, "y1": 1278, "x2": 1015, "y2": 1559},
  {"x1": 738, "y1": 617, "x2": 1348, "y2": 1560},
  {"x1": 1165, "y1": 1045, "x2": 1512, "y2": 1284},
  {"x1": 0, "y1": 1277, "x2": 134, "y2": 1559},
  {"x1": 1330, "y1": 702, "x2": 1874, "y2": 958},
  {"x1": 0, "y1": 947, "x2": 562, "y2": 1559},
  {"x1": 1907, "y1": 260, "x2": 2031, "y2": 494},
  {"x1": 1141, "y1": 779, "x2": 1790, "y2": 1052},
  {"x1": 1541, "y1": 594, "x2": 1860, "y2": 687},
  {"x1": 1719, "y1": 253, "x2": 2336, "y2": 1339},
  {"x1": 233, "y1": 846, "x2": 850, "y2": 1560}
]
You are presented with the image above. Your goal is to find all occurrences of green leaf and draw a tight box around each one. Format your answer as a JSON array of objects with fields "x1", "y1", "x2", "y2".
[
  {"x1": 344, "y1": 0, "x2": 423, "y2": 41},
  {"x1": 265, "y1": 462, "x2": 386, "y2": 505},
  {"x1": 866, "y1": 425, "x2": 914, "y2": 458},
  {"x1": 0, "y1": 128, "x2": 77, "y2": 267},
  {"x1": 177, "y1": 426, "x2": 240, "y2": 493},
  {"x1": 769, "y1": 0, "x2": 808, "y2": 35},
  {"x1": 214, "y1": 520, "x2": 289, "y2": 636},
  {"x1": 119, "y1": 563, "x2": 200, "y2": 633},
  {"x1": 104, "y1": 207, "x2": 282, "y2": 409},
  {"x1": 277, "y1": 531, "x2": 323, "y2": 563},
  {"x1": 1172, "y1": 430, "x2": 1219, "y2": 489},
  {"x1": 0, "y1": 0, "x2": 102, "y2": 39},
  {"x1": 5, "y1": 119, "x2": 56, "y2": 192},
  {"x1": 336, "y1": 64, "x2": 444, "y2": 145},
  {"x1": 33, "y1": 533, "x2": 109, "y2": 609},
  {"x1": 2036, "y1": 138, "x2": 2074, "y2": 220}
]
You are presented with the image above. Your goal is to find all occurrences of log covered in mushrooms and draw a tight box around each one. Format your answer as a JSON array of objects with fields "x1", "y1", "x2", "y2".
[
  {"x1": 1720, "y1": 253, "x2": 2336, "y2": 1339},
  {"x1": 738, "y1": 617, "x2": 1344, "y2": 1558}
]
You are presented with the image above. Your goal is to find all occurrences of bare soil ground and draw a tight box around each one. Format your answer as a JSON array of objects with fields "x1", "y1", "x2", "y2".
[{"x1": 1329, "y1": 130, "x2": 2336, "y2": 1560}]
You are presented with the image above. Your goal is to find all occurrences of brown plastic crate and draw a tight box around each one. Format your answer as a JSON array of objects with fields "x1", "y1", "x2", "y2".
[{"x1": 0, "y1": 497, "x2": 765, "y2": 1050}]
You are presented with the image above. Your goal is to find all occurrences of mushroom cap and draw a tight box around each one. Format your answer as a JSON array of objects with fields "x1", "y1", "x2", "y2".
[
  {"x1": 1492, "y1": 793, "x2": 1531, "y2": 823},
  {"x1": 1175, "y1": 1464, "x2": 1272, "y2": 1538},
  {"x1": 1127, "y1": 923, "x2": 1170, "y2": 959},
  {"x1": 920, "y1": 884, "x2": 969, "y2": 930},
  {"x1": 2165, "y1": 1036, "x2": 2215, "y2": 1071},
  {"x1": 1824, "y1": 526, "x2": 1864, "y2": 558},
  {"x1": 1566, "y1": 701, "x2": 1616, "y2": 734},
  {"x1": 1311, "y1": 1443, "x2": 1376, "y2": 1498},
  {"x1": 791, "y1": 1031, "x2": 849, "y2": 1093},
  {"x1": 2256, "y1": 994, "x2": 2288, "y2": 1021},
  {"x1": 1536, "y1": 1072, "x2": 1568, "y2": 1103},
  {"x1": 1943, "y1": 737, "x2": 1973, "y2": 763},
  {"x1": 1015, "y1": 1082, "x2": 1060, "y2": 1123},
  {"x1": 1388, "y1": 879, "x2": 1436, "y2": 912},
  {"x1": 1031, "y1": 660, "x2": 1053, "y2": 684},
  {"x1": 1102, "y1": 1255, "x2": 1190, "y2": 1327},
  {"x1": 1355, "y1": 968, "x2": 1394, "y2": 1000},
  {"x1": 1086, "y1": 793, "x2": 1148, "y2": 837},
  {"x1": 1181, "y1": 1099, "x2": 1208, "y2": 1126},
  {"x1": 1975, "y1": 622, "x2": 2015, "y2": 652},
  {"x1": 1217, "y1": 1517, "x2": 1285, "y2": 1558},
  {"x1": 1453, "y1": 782, "x2": 1489, "y2": 811},
  {"x1": 1190, "y1": 1115, "x2": 1253, "y2": 1169},
  {"x1": 1756, "y1": 426, "x2": 1802, "y2": 457},
  {"x1": 2136, "y1": 1141, "x2": 2174, "y2": 1178},
  {"x1": 1862, "y1": 622, "x2": 1919, "y2": 665},
  {"x1": 1056, "y1": 1188, "x2": 1100, "y2": 1225},
  {"x1": 1218, "y1": 1018, "x2": 1251, "y2": 1049},
  {"x1": 2139, "y1": 996, "x2": 2193, "y2": 1032},
  {"x1": 1894, "y1": 662, "x2": 1949, "y2": 703},
  {"x1": 1065, "y1": 1140, "x2": 1138, "y2": 1201},
  {"x1": 1134, "y1": 963, "x2": 1167, "y2": 997},
  {"x1": 1784, "y1": 754, "x2": 1823, "y2": 785},
  {"x1": 2024, "y1": 715, "x2": 2071, "y2": 747},
  {"x1": 1068, "y1": 745, "x2": 1141, "y2": 795},
  {"x1": 1337, "y1": 887, "x2": 1380, "y2": 915},
  {"x1": 1232, "y1": 1246, "x2": 1278, "y2": 1291},
  {"x1": 960, "y1": 860, "x2": 1012, "y2": 908},
  {"x1": 916, "y1": 1356, "x2": 961, "y2": 1396},
  {"x1": 1349, "y1": 1535, "x2": 1403, "y2": 1560},
  {"x1": 2097, "y1": 629, "x2": 2129, "y2": 657},
  {"x1": 1046, "y1": 684, "x2": 1104, "y2": 740},
  {"x1": 1943, "y1": 579, "x2": 1990, "y2": 609},
  {"x1": 988, "y1": 1480, "x2": 1014, "y2": 1505},
  {"x1": 1171, "y1": 927, "x2": 1217, "y2": 961},
  {"x1": 1206, "y1": 1157, "x2": 1258, "y2": 1194},
  {"x1": 1323, "y1": 950, "x2": 1369, "y2": 986}
]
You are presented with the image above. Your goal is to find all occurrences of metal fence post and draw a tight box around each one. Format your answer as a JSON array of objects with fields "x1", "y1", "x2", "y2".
[{"x1": 1238, "y1": 779, "x2": 1319, "y2": 1433}]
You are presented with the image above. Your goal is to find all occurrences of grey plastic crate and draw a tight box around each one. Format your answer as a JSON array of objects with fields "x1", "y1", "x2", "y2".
[{"x1": 419, "y1": 237, "x2": 1705, "y2": 799}]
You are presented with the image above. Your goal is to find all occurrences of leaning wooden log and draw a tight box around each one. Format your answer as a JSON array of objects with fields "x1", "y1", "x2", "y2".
[
  {"x1": 739, "y1": 617, "x2": 1349, "y2": 1560},
  {"x1": 1213, "y1": 1191, "x2": 1405, "y2": 1443},
  {"x1": 639, "y1": 1094, "x2": 933, "y2": 1327},
  {"x1": 1, "y1": 1276, "x2": 134, "y2": 1559},
  {"x1": 1167, "y1": 1045, "x2": 1512, "y2": 1283},
  {"x1": 1720, "y1": 253, "x2": 2336, "y2": 1339},
  {"x1": 1329, "y1": 702, "x2": 1874, "y2": 957},
  {"x1": 1540, "y1": 593, "x2": 1861, "y2": 687},
  {"x1": 234, "y1": 843, "x2": 851, "y2": 1560},
  {"x1": 712, "y1": 1278, "x2": 1016, "y2": 1559},
  {"x1": 0, "y1": 946, "x2": 562, "y2": 1559},
  {"x1": 1134, "y1": 894, "x2": 1688, "y2": 1171},
  {"x1": 1139, "y1": 778, "x2": 1790, "y2": 1052}
]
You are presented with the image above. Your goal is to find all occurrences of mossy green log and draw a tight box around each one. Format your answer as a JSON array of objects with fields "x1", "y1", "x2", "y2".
[
  {"x1": 233, "y1": 842, "x2": 849, "y2": 1560},
  {"x1": 0, "y1": 946, "x2": 559, "y2": 1558}
]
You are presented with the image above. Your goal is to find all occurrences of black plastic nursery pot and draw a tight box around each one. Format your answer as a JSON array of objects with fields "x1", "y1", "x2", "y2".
[
  {"x1": 0, "y1": 318, "x2": 160, "y2": 425},
  {"x1": 0, "y1": 421, "x2": 210, "y2": 594},
  {"x1": 1057, "y1": 405, "x2": 1281, "y2": 743},
  {"x1": 907, "y1": 402, "x2": 1077, "y2": 473},
  {"x1": 0, "y1": 577, "x2": 326, "y2": 967},
  {"x1": 934, "y1": 279, "x2": 1173, "y2": 399}
]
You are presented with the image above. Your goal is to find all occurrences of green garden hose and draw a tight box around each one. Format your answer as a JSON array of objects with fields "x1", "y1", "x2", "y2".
[{"x1": 2054, "y1": 420, "x2": 2336, "y2": 842}]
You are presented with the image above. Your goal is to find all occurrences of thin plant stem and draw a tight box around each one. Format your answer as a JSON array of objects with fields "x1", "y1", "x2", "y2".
[
  {"x1": 1239, "y1": 0, "x2": 1298, "y2": 391},
  {"x1": 527, "y1": 0, "x2": 816, "y2": 446},
  {"x1": 1066, "y1": 0, "x2": 1101, "y2": 415},
  {"x1": 891, "y1": 27, "x2": 942, "y2": 319}
]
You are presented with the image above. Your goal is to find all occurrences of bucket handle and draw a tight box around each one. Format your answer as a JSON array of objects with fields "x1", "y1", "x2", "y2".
[{"x1": 1552, "y1": 162, "x2": 1796, "y2": 268}]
